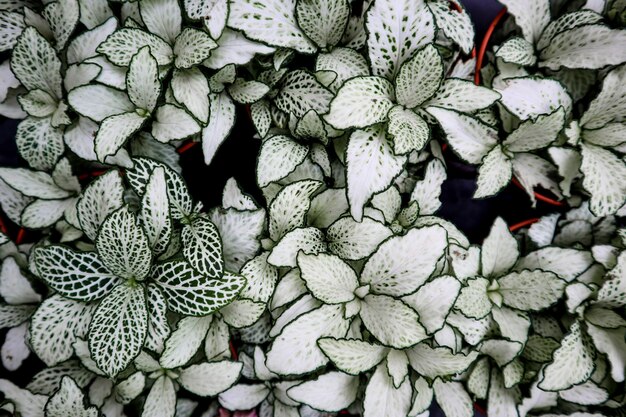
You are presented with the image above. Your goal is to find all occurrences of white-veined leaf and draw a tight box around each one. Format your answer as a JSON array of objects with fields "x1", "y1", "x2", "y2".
[
  {"x1": 427, "y1": 107, "x2": 497, "y2": 164},
  {"x1": 346, "y1": 125, "x2": 407, "y2": 221},
  {"x1": 78, "y1": 0, "x2": 114, "y2": 30},
  {"x1": 474, "y1": 145, "x2": 513, "y2": 199},
  {"x1": 152, "y1": 261, "x2": 245, "y2": 316},
  {"x1": 171, "y1": 68, "x2": 210, "y2": 123},
  {"x1": 407, "y1": 343, "x2": 478, "y2": 379},
  {"x1": 596, "y1": 252, "x2": 626, "y2": 308},
  {"x1": 257, "y1": 135, "x2": 308, "y2": 187},
  {"x1": 68, "y1": 84, "x2": 134, "y2": 122},
  {"x1": 220, "y1": 298, "x2": 266, "y2": 328},
  {"x1": 454, "y1": 277, "x2": 492, "y2": 319},
  {"x1": 228, "y1": 0, "x2": 316, "y2": 53},
  {"x1": 145, "y1": 285, "x2": 169, "y2": 353},
  {"x1": 582, "y1": 123, "x2": 626, "y2": 147},
  {"x1": 315, "y1": 47, "x2": 369, "y2": 93},
  {"x1": 497, "y1": 77, "x2": 572, "y2": 120},
  {"x1": 499, "y1": 0, "x2": 550, "y2": 43},
  {"x1": 266, "y1": 304, "x2": 350, "y2": 375},
  {"x1": 45, "y1": 376, "x2": 98, "y2": 417},
  {"x1": 433, "y1": 380, "x2": 473, "y2": 417},
  {"x1": 0, "y1": 11, "x2": 25, "y2": 52},
  {"x1": 0, "y1": 303, "x2": 35, "y2": 329},
  {"x1": 537, "y1": 9, "x2": 603, "y2": 50},
  {"x1": 97, "y1": 28, "x2": 173, "y2": 66},
  {"x1": 540, "y1": 25, "x2": 626, "y2": 70},
  {"x1": 491, "y1": 306, "x2": 530, "y2": 343},
  {"x1": 18, "y1": 90, "x2": 57, "y2": 118},
  {"x1": 204, "y1": 316, "x2": 230, "y2": 361},
  {"x1": 267, "y1": 227, "x2": 326, "y2": 267},
  {"x1": 95, "y1": 111, "x2": 147, "y2": 161},
  {"x1": 287, "y1": 371, "x2": 359, "y2": 412},
  {"x1": 269, "y1": 179, "x2": 322, "y2": 241},
  {"x1": 96, "y1": 206, "x2": 152, "y2": 280},
  {"x1": 202, "y1": 28, "x2": 275, "y2": 69},
  {"x1": 0, "y1": 379, "x2": 46, "y2": 417},
  {"x1": 160, "y1": 316, "x2": 212, "y2": 369},
  {"x1": 33, "y1": 245, "x2": 120, "y2": 301},
  {"x1": 363, "y1": 363, "x2": 412, "y2": 417},
  {"x1": 227, "y1": 79, "x2": 269, "y2": 104},
  {"x1": 77, "y1": 170, "x2": 124, "y2": 241},
  {"x1": 115, "y1": 371, "x2": 145, "y2": 405},
  {"x1": 327, "y1": 216, "x2": 392, "y2": 261},
  {"x1": 141, "y1": 167, "x2": 171, "y2": 255},
  {"x1": 219, "y1": 384, "x2": 271, "y2": 410},
  {"x1": 43, "y1": 0, "x2": 80, "y2": 50},
  {"x1": 181, "y1": 215, "x2": 223, "y2": 278},
  {"x1": 586, "y1": 323, "x2": 626, "y2": 383},
  {"x1": 139, "y1": 0, "x2": 182, "y2": 44},
  {"x1": 67, "y1": 17, "x2": 117, "y2": 63},
  {"x1": 152, "y1": 104, "x2": 201, "y2": 143},
  {"x1": 274, "y1": 70, "x2": 333, "y2": 118},
  {"x1": 317, "y1": 338, "x2": 388, "y2": 375},
  {"x1": 295, "y1": 0, "x2": 349, "y2": 48},
  {"x1": 64, "y1": 63, "x2": 101, "y2": 92},
  {"x1": 142, "y1": 376, "x2": 176, "y2": 417},
  {"x1": 487, "y1": 369, "x2": 520, "y2": 417},
  {"x1": 387, "y1": 106, "x2": 430, "y2": 155},
  {"x1": 482, "y1": 217, "x2": 519, "y2": 278},
  {"x1": 126, "y1": 46, "x2": 160, "y2": 113},
  {"x1": 21, "y1": 197, "x2": 72, "y2": 229},
  {"x1": 324, "y1": 76, "x2": 395, "y2": 130},
  {"x1": 361, "y1": 226, "x2": 448, "y2": 297},
  {"x1": 394, "y1": 44, "x2": 442, "y2": 109},
  {"x1": 201, "y1": 91, "x2": 235, "y2": 164},
  {"x1": 26, "y1": 359, "x2": 94, "y2": 395},
  {"x1": 409, "y1": 376, "x2": 434, "y2": 415},
  {"x1": 178, "y1": 361, "x2": 242, "y2": 396},
  {"x1": 0, "y1": 168, "x2": 71, "y2": 200},
  {"x1": 365, "y1": 0, "x2": 435, "y2": 79},
  {"x1": 174, "y1": 27, "x2": 217, "y2": 69},
  {"x1": 580, "y1": 143, "x2": 626, "y2": 217},
  {"x1": 410, "y1": 159, "x2": 447, "y2": 216},
  {"x1": 559, "y1": 379, "x2": 608, "y2": 405},
  {"x1": 425, "y1": 79, "x2": 501, "y2": 113},
  {"x1": 427, "y1": 0, "x2": 474, "y2": 53},
  {"x1": 88, "y1": 284, "x2": 148, "y2": 377},
  {"x1": 297, "y1": 252, "x2": 358, "y2": 304},
  {"x1": 306, "y1": 187, "x2": 348, "y2": 229},
  {"x1": 580, "y1": 65, "x2": 626, "y2": 129},
  {"x1": 514, "y1": 247, "x2": 593, "y2": 282},
  {"x1": 11, "y1": 27, "x2": 61, "y2": 98},
  {"x1": 539, "y1": 321, "x2": 596, "y2": 391},
  {"x1": 360, "y1": 294, "x2": 428, "y2": 349},
  {"x1": 402, "y1": 275, "x2": 461, "y2": 334},
  {"x1": 503, "y1": 108, "x2": 565, "y2": 152},
  {"x1": 495, "y1": 37, "x2": 537, "y2": 66},
  {"x1": 512, "y1": 153, "x2": 562, "y2": 206}
]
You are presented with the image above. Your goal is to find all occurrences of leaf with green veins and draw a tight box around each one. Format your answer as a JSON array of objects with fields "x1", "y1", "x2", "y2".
[
  {"x1": 324, "y1": 76, "x2": 395, "y2": 130},
  {"x1": 202, "y1": 91, "x2": 236, "y2": 164},
  {"x1": 44, "y1": 376, "x2": 98, "y2": 417},
  {"x1": 160, "y1": 316, "x2": 212, "y2": 369},
  {"x1": 497, "y1": 77, "x2": 572, "y2": 121},
  {"x1": 474, "y1": 145, "x2": 513, "y2": 199},
  {"x1": 295, "y1": 0, "x2": 349, "y2": 49},
  {"x1": 203, "y1": 28, "x2": 275, "y2": 69},
  {"x1": 15, "y1": 117, "x2": 64, "y2": 172},
  {"x1": 88, "y1": 284, "x2": 148, "y2": 377},
  {"x1": 0, "y1": 168, "x2": 72, "y2": 200},
  {"x1": 269, "y1": 180, "x2": 322, "y2": 241},
  {"x1": 26, "y1": 359, "x2": 94, "y2": 395},
  {"x1": 0, "y1": 11, "x2": 25, "y2": 52},
  {"x1": 141, "y1": 167, "x2": 171, "y2": 255},
  {"x1": 482, "y1": 217, "x2": 519, "y2": 278},
  {"x1": 315, "y1": 47, "x2": 369, "y2": 93},
  {"x1": 580, "y1": 143, "x2": 626, "y2": 217},
  {"x1": 152, "y1": 261, "x2": 245, "y2": 316},
  {"x1": 97, "y1": 28, "x2": 174, "y2": 66},
  {"x1": 402, "y1": 275, "x2": 461, "y2": 334},
  {"x1": 539, "y1": 321, "x2": 596, "y2": 391},
  {"x1": 178, "y1": 361, "x2": 243, "y2": 396},
  {"x1": 274, "y1": 70, "x2": 333, "y2": 118},
  {"x1": 228, "y1": 0, "x2": 316, "y2": 53},
  {"x1": 406, "y1": 343, "x2": 478, "y2": 379},
  {"x1": 410, "y1": 159, "x2": 447, "y2": 216},
  {"x1": 33, "y1": 246, "x2": 120, "y2": 301},
  {"x1": 250, "y1": 100, "x2": 271, "y2": 137},
  {"x1": 487, "y1": 368, "x2": 520, "y2": 417},
  {"x1": 327, "y1": 216, "x2": 392, "y2": 261},
  {"x1": 495, "y1": 37, "x2": 536, "y2": 66},
  {"x1": 77, "y1": 171, "x2": 124, "y2": 241},
  {"x1": 181, "y1": 214, "x2": 223, "y2": 278},
  {"x1": 267, "y1": 226, "x2": 326, "y2": 268},
  {"x1": 387, "y1": 106, "x2": 430, "y2": 155},
  {"x1": 317, "y1": 338, "x2": 388, "y2": 375},
  {"x1": 427, "y1": 0, "x2": 474, "y2": 54},
  {"x1": 455, "y1": 277, "x2": 492, "y2": 319},
  {"x1": 96, "y1": 206, "x2": 151, "y2": 281},
  {"x1": 503, "y1": 108, "x2": 565, "y2": 152},
  {"x1": 596, "y1": 252, "x2": 626, "y2": 307},
  {"x1": 360, "y1": 226, "x2": 448, "y2": 297},
  {"x1": 95, "y1": 112, "x2": 147, "y2": 161},
  {"x1": 227, "y1": 79, "x2": 269, "y2": 104},
  {"x1": 385, "y1": 350, "x2": 409, "y2": 388},
  {"x1": 139, "y1": 0, "x2": 182, "y2": 44},
  {"x1": 365, "y1": 0, "x2": 435, "y2": 80},
  {"x1": 346, "y1": 125, "x2": 407, "y2": 221},
  {"x1": 427, "y1": 107, "x2": 497, "y2": 164},
  {"x1": 171, "y1": 68, "x2": 210, "y2": 123},
  {"x1": 580, "y1": 65, "x2": 626, "y2": 129},
  {"x1": 67, "y1": 85, "x2": 135, "y2": 123},
  {"x1": 363, "y1": 363, "x2": 412, "y2": 417},
  {"x1": 174, "y1": 27, "x2": 217, "y2": 69},
  {"x1": 18, "y1": 90, "x2": 57, "y2": 118},
  {"x1": 287, "y1": 371, "x2": 359, "y2": 412},
  {"x1": 142, "y1": 375, "x2": 176, "y2": 417},
  {"x1": 297, "y1": 252, "x2": 359, "y2": 305},
  {"x1": 151, "y1": 104, "x2": 201, "y2": 143},
  {"x1": 393, "y1": 44, "x2": 442, "y2": 109},
  {"x1": 257, "y1": 135, "x2": 309, "y2": 188},
  {"x1": 126, "y1": 46, "x2": 160, "y2": 114},
  {"x1": 360, "y1": 294, "x2": 428, "y2": 349},
  {"x1": 496, "y1": 270, "x2": 566, "y2": 312},
  {"x1": 204, "y1": 316, "x2": 230, "y2": 361}
]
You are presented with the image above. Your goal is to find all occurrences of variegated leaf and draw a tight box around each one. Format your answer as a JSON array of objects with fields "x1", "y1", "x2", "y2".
[
  {"x1": 126, "y1": 46, "x2": 160, "y2": 113},
  {"x1": 174, "y1": 27, "x2": 217, "y2": 69},
  {"x1": 295, "y1": 0, "x2": 349, "y2": 48},
  {"x1": 182, "y1": 215, "x2": 223, "y2": 278}
]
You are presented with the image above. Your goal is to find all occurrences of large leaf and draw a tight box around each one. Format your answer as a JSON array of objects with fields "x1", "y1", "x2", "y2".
[
  {"x1": 178, "y1": 361, "x2": 242, "y2": 396},
  {"x1": 317, "y1": 338, "x2": 388, "y2": 375},
  {"x1": 407, "y1": 343, "x2": 478, "y2": 379},
  {"x1": 11, "y1": 27, "x2": 61, "y2": 98},
  {"x1": 474, "y1": 145, "x2": 513, "y2": 199},
  {"x1": 482, "y1": 217, "x2": 519, "y2": 278},
  {"x1": 45, "y1": 377, "x2": 98, "y2": 417},
  {"x1": 33, "y1": 245, "x2": 120, "y2": 301},
  {"x1": 363, "y1": 364, "x2": 412, "y2": 417},
  {"x1": 295, "y1": 0, "x2": 349, "y2": 49},
  {"x1": 287, "y1": 371, "x2": 359, "y2": 412},
  {"x1": 425, "y1": 79, "x2": 501, "y2": 113},
  {"x1": 257, "y1": 135, "x2": 309, "y2": 187},
  {"x1": 202, "y1": 28, "x2": 275, "y2": 69},
  {"x1": 297, "y1": 252, "x2": 358, "y2": 304},
  {"x1": 315, "y1": 47, "x2": 369, "y2": 93},
  {"x1": 141, "y1": 167, "x2": 171, "y2": 255},
  {"x1": 126, "y1": 46, "x2": 160, "y2": 113},
  {"x1": 181, "y1": 215, "x2": 223, "y2": 278},
  {"x1": 94, "y1": 111, "x2": 147, "y2": 161},
  {"x1": 151, "y1": 104, "x2": 201, "y2": 143},
  {"x1": 503, "y1": 108, "x2": 565, "y2": 152},
  {"x1": 140, "y1": 0, "x2": 182, "y2": 44},
  {"x1": 0, "y1": 11, "x2": 24, "y2": 52},
  {"x1": 97, "y1": 28, "x2": 173, "y2": 66},
  {"x1": 365, "y1": 0, "x2": 435, "y2": 79},
  {"x1": 327, "y1": 216, "x2": 392, "y2": 261},
  {"x1": 324, "y1": 76, "x2": 395, "y2": 130},
  {"x1": 66, "y1": 17, "x2": 117, "y2": 63},
  {"x1": 394, "y1": 44, "x2": 442, "y2": 109},
  {"x1": 387, "y1": 106, "x2": 430, "y2": 154},
  {"x1": 586, "y1": 323, "x2": 626, "y2": 383},
  {"x1": 152, "y1": 260, "x2": 245, "y2": 316},
  {"x1": 402, "y1": 275, "x2": 461, "y2": 334},
  {"x1": 96, "y1": 206, "x2": 152, "y2": 281},
  {"x1": 360, "y1": 226, "x2": 447, "y2": 297},
  {"x1": 427, "y1": 0, "x2": 474, "y2": 54},
  {"x1": 159, "y1": 315, "x2": 212, "y2": 369},
  {"x1": 16, "y1": 117, "x2": 64, "y2": 171},
  {"x1": 77, "y1": 171, "x2": 124, "y2": 241},
  {"x1": 171, "y1": 68, "x2": 210, "y2": 123},
  {"x1": 142, "y1": 376, "x2": 176, "y2": 417},
  {"x1": 515, "y1": 247, "x2": 593, "y2": 282},
  {"x1": 346, "y1": 126, "x2": 407, "y2": 221},
  {"x1": 499, "y1": 0, "x2": 550, "y2": 43},
  {"x1": 67, "y1": 84, "x2": 134, "y2": 122},
  {"x1": 0, "y1": 168, "x2": 72, "y2": 200},
  {"x1": 174, "y1": 27, "x2": 217, "y2": 69},
  {"x1": 228, "y1": 0, "x2": 316, "y2": 53},
  {"x1": 88, "y1": 284, "x2": 148, "y2": 377},
  {"x1": 497, "y1": 77, "x2": 572, "y2": 120},
  {"x1": 580, "y1": 65, "x2": 626, "y2": 129},
  {"x1": 580, "y1": 143, "x2": 626, "y2": 217},
  {"x1": 496, "y1": 270, "x2": 565, "y2": 311},
  {"x1": 274, "y1": 70, "x2": 333, "y2": 118}
]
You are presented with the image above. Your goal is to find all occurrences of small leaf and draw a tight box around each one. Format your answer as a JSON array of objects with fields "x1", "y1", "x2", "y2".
[
  {"x1": 318, "y1": 338, "x2": 388, "y2": 375},
  {"x1": 580, "y1": 143, "x2": 626, "y2": 217},
  {"x1": 126, "y1": 46, "x2": 160, "y2": 113},
  {"x1": 580, "y1": 65, "x2": 626, "y2": 129},
  {"x1": 219, "y1": 384, "x2": 271, "y2": 411},
  {"x1": 97, "y1": 28, "x2": 173, "y2": 66},
  {"x1": 315, "y1": 47, "x2": 369, "y2": 93},
  {"x1": 141, "y1": 167, "x2": 172, "y2": 255},
  {"x1": 0, "y1": 168, "x2": 72, "y2": 200},
  {"x1": 402, "y1": 275, "x2": 461, "y2": 334},
  {"x1": 139, "y1": 0, "x2": 182, "y2": 44},
  {"x1": 257, "y1": 135, "x2": 309, "y2": 187},
  {"x1": 152, "y1": 104, "x2": 201, "y2": 143},
  {"x1": 95, "y1": 111, "x2": 147, "y2": 161},
  {"x1": 327, "y1": 216, "x2": 392, "y2": 261},
  {"x1": 269, "y1": 179, "x2": 323, "y2": 241},
  {"x1": 77, "y1": 170, "x2": 124, "y2": 241},
  {"x1": 267, "y1": 227, "x2": 326, "y2": 268},
  {"x1": 455, "y1": 277, "x2": 492, "y2": 319},
  {"x1": 67, "y1": 84, "x2": 134, "y2": 122},
  {"x1": 182, "y1": 215, "x2": 223, "y2": 278},
  {"x1": 387, "y1": 106, "x2": 430, "y2": 155},
  {"x1": 482, "y1": 217, "x2": 519, "y2": 278},
  {"x1": 178, "y1": 361, "x2": 242, "y2": 396},
  {"x1": 428, "y1": 0, "x2": 474, "y2": 54},
  {"x1": 410, "y1": 159, "x2": 447, "y2": 216},
  {"x1": 287, "y1": 371, "x2": 359, "y2": 412},
  {"x1": 174, "y1": 27, "x2": 217, "y2": 69},
  {"x1": 495, "y1": 37, "x2": 536, "y2": 66},
  {"x1": 425, "y1": 79, "x2": 501, "y2": 113},
  {"x1": 499, "y1": 0, "x2": 550, "y2": 43},
  {"x1": 0, "y1": 257, "x2": 40, "y2": 305},
  {"x1": 407, "y1": 343, "x2": 478, "y2": 379},
  {"x1": 295, "y1": 0, "x2": 349, "y2": 48},
  {"x1": 171, "y1": 68, "x2": 210, "y2": 123},
  {"x1": 160, "y1": 316, "x2": 212, "y2": 369},
  {"x1": 45, "y1": 377, "x2": 98, "y2": 417},
  {"x1": 297, "y1": 252, "x2": 359, "y2": 304},
  {"x1": 274, "y1": 70, "x2": 333, "y2": 118},
  {"x1": 474, "y1": 145, "x2": 513, "y2": 199},
  {"x1": 201, "y1": 91, "x2": 236, "y2": 164},
  {"x1": 202, "y1": 28, "x2": 275, "y2": 69},
  {"x1": 227, "y1": 78, "x2": 269, "y2": 104}
]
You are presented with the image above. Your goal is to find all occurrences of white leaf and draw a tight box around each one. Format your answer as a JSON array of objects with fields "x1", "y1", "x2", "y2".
[
  {"x1": 178, "y1": 361, "x2": 242, "y2": 396},
  {"x1": 1, "y1": 323, "x2": 29, "y2": 371},
  {"x1": 387, "y1": 106, "x2": 430, "y2": 154},
  {"x1": 499, "y1": 0, "x2": 550, "y2": 43},
  {"x1": 491, "y1": 306, "x2": 530, "y2": 343},
  {"x1": 11, "y1": 27, "x2": 61, "y2": 98},
  {"x1": 257, "y1": 135, "x2": 309, "y2": 187},
  {"x1": 582, "y1": 122, "x2": 626, "y2": 147},
  {"x1": 361, "y1": 226, "x2": 448, "y2": 297},
  {"x1": 580, "y1": 65, "x2": 626, "y2": 129},
  {"x1": 0, "y1": 256, "x2": 40, "y2": 304},
  {"x1": 363, "y1": 364, "x2": 412, "y2": 417},
  {"x1": 267, "y1": 227, "x2": 326, "y2": 268},
  {"x1": 77, "y1": 170, "x2": 124, "y2": 241},
  {"x1": 503, "y1": 108, "x2": 565, "y2": 152},
  {"x1": 402, "y1": 275, "x2": 460, "y2": 334},
  {"x1": 68, "y1": 84, "x2": 134, "y2": 122},
  {"x1": 433, "y1": 380, "x2": 473, "y2": 417},
  {"x1": 0, "y1": 168, "x2": 72, "y2": 200},
  {"x1": 78, "y1": 0, "x2": 114, "y2": 30},
  {"x1": 115, "y1": 372, "x2": 146, "y2": 405},
  {"x1": 145, "y1": 285, "x2": 169, "y2": 353},
  {"x1": 97, "y1": 28, "x2": 173, "y2": 66},
  {"x1": 496, "y1": 37, "x2": 537, "y2": 66},
  {"x1": 141, "y1": 167, "x2": 171, "y2": 255},
  {"x1": 171, "y1": 68, "x2": 210, "y2": 123},
  {"x1": 45, "y1": 376, "x2": 98, "y2": 417},
  {"x1": 0, "y1": 11, "x2": 25, "y2": 52},
  {"x1": 318, "y1": 338, "x2": 388, "y2": 375},
  {"x1": 406, "y1": 343, "x2": 478, "y2": 379},
  {"x1": 220, "y1": 298, "x2": 266, "y2": 328},
  {"x1": 67, "y1": 17, "x2": 117, "y2": 63},
  {"x1": 559, "y1": 380, "x2": 608, "y2": 405},
  {"x1": 394, "y1": 45, "x2": 442, "y2": 109},
  {"x1": 482, "y1": 217, "x2": 519, "y2": 278},
  {"x1": 287, "y1": 371, "x2": 359, "y2": 412},
  {"x1": 64, "y1": 63, "x2": 101, "y2": 92},
  {"x1": 126, "y1": 46, "x2": 160, "y2": 113},
  {"x1": 174, "y1": 27, "x2": 217, "y2": 69},
  {"x1": 327, "y1": 216, "x2": 392, "y2": 261},
  {"x1": 425, "y1": 79, "x2": 501, "y2": 113},
  {"x1": 297, "y1": 252, "x2": 358, "y2": 304},
  {"x1": 202, "y1": 28, "x2": 275, "y2": 69},
  {"x1": 140, "y1": 0, "x2": 181, "y2": 44},
  {"x1": 227, "y1": 78, "x2": 269, "y2": 104},
  {"x1": 487, "y1": 369, "x2": 520, "y2": 417},
  {"x1": 295, "y1": 0, "x2": 349, "y2": 48},
  {"x1": 365, "y1": 0, "x2": 435, "y2": 79},
  {"x1": 315, "y1": 47, "x2": 369, "y2": 93},
  {"x1": 201, "y1": 91, "x2": 235, "y2": 164},
  {"x1": 274, "y1": 70, "x2": 333, "y2": 118},
  {"x1": 410, "y1": 159, "x2": 446, "y2": 215},
  {"x1": 586, "y1": 323, "x2": 626, "y2": 383},
  {"x1": 152, "y1": 104, "x2": 201, "y2": 143},
  {"x1": 580, "y1": 143, "x2": 626, "y2": 216},
  {"x1": 428, "y1": 0, "x2": 474, "y2": 53},
  {"x1": 160, "y1": 316, "x2": 212, "y2": 369},
  {"x1": 346, "y1": 125, "x2": 407, "y2": 221},
  {"x1": 474, "y1": 145, "x2": 513, "y2": 199},
  {"x1": 269, "y1": 179, "x2": 322, "y2": 241},
  {"x1": 219, "y1": 384, "x2": 270, "y2": 411},
  {"x1": 95, "y1": 112, "x2": 147, "y2": 161},
  {"x1": 515, "y1": 247, "x2": 593, "y2": 281},
  {"x1": 497, "y1": 77, "x2": 572, "y2": 120},
  {"x1": 142, "y1": 376, "x2": 176, "y2": 417}
]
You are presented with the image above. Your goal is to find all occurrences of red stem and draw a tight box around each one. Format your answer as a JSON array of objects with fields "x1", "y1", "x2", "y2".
[
  {"x1": 15, "y1": 228, "x2": 25, "y2": 245},
  {"x1": 510, "y1": 178, "x2": 565, "y2": 207},
  {"x1": 229, "y1": 340, "x2": 238, "y2": 360},
  {"x1": 509, "y1": 217, "x2": 540, "y2": 232},
  {"x1": 176, "y1": 139, "x2": 198, "y2": 154},
  {"x1": 0, "y1": 214, "x2": 7, "y2": 235}
]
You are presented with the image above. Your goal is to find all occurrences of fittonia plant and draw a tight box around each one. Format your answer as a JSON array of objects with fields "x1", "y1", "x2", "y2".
[{"x1": 0, "y1": 0, "x2": 625, "y2": 416}]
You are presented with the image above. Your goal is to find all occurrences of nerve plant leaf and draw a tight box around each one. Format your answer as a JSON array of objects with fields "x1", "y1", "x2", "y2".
[{"x1": 45, "y1": 376, "x2": 98, "y2": 417}]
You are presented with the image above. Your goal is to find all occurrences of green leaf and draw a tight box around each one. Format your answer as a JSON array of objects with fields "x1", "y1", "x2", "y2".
[
  {"x1": 88, "y1": 284, "x2": 148, "y2": 377},
  {"x1": 33, "y1": 246, "x2": 120, "y2": 301},
  {"x1": 407, "y1": 343, "x2": 478, "y2": 379},
  {"x1": 402, "y1": 275, "x2": 461, "y2": 334},
  {"x1": 181, "y1": 215, "x2": 223, "y2": 278},
  {"x1": 482, "y1": 217, "x2": 519, "y2": 278},
  {"x1": 152, "y1": 104, "x2": 201, "y2": 143},
  {"x1": 174, "y1": 27, "x2": 217, "y2": 69},
  {"x1": 30, "y1": 295, "x2": 95, "y2": 367},
  {"x1": 539, "y1": 321, "x2": 596, "y2": 391},
  {"x1": 295, "y1": 0, "x2": 349, "y2": 48},
  {"x1": 171, "y1": 68, "x2": 210, "y2": 124},
  {"x1": 95, "y1": 111, "x2": 147, "y2": 161},
  {"x1": 267, "y1": 227, "x2": 326, "y2": 268},
  {"x1": 97, "y1": 28, "x2": 173, "y2": 66},
  {"x1": 141, "y1": 167, "x2": 172, "y2": 255},
  {"x1": 201, "y1": 91, "x2": 236, "y2": 164},
  {"x1": 346, "y1": 125, "x2": 407, "y2": 221},
  {"x1": 152, "y1": 260, "x2": 245, "y2": 316},
  {"x1": 45, "y1": 377, "x2": 98, "y2": 417},
  {"x1": 360, "y1": 294, "x2": 428, "y2": 349},
  {"x1": 503, "y1": 108, "x2": 565, "y2": 152},
  {"x1": 497, "y1": 77, "x2": 572, "y2": 121},
  {"x1": 454, "y1": 277, "x2": 492, "y2": 319},
  {"x1": 427, "y1": 0, "x2": 474, "y2": 54},
  {"x1": 580, "y1": 143, "x2": 626, "y2": 217},
  {"x1": 160, "y1": 315, "x2": 212, "y2": 368},
  {"x1": 257, "y1": 135, "x2": 309, "y2": 187},
  {"x1": 77, "y1": 171, "x2": 124, "y2": 241},
  {"x1": 67, "y1": 85, "x2": 135, "y2": 123},
  {"x1": 140, "y1": 0, "x2": 182, "y2": 44},
  {"x1": 228, "y1": 0, "x2": 316, "y2": 53},
  {"x1": 287, "y1": 371, "x2": 359, "y2": 412},
  {"x1": 324, "y1": 76, "x2": 395, "y2": 130},
  {"x1": 425, "y1": 79, "x2": 501, "y2": 113},
  {"x1": 499, "y1": 0, "x2": 550, "y2": 44},
  {"x1": 361, "y1": 226, "x2": 448, "y2": 297},
  {"x1": 318, "y1": 338, "x2": 388, "y2": 375},
  {"x1": 178, "y1": 361, "x2": 242, "y2": 396},
  {"x1": 393, "y1": 44, "x2": 442, "y2": 109},
  {"x1": 540, "y1": 25, "x2": 626, "y2": 70},
  {"x1": 0, "y1": 168, "x2": 72, "y2": 200},
  {"x1": 495, "y1": 37, "x2": 537, "y2": 66},
  {"x1": 269, "y1": 179, "x2": 323, "y2": 241},
  {"x1": 365, "y1": 0, "x2": 435, "y2": 79},
  {"x1": 327, "y1": 216, "x2": 392, "y2": 261},
  {"x1": 266, "y1": 304, "x2": 350, "y2": 375},
  {"x1": 274, "y1": 70, "x2": 333, "y2": 118},
  {"x1": 142, "y1": 376, "x2": 176, "y2": 417},
  {"x1": 363, "y1": 363, "x2": 412, "y2": 417},
  {"x1": 11, "y1": 27, "x2": 61, "y2": 98},
  {"x1": 96, "y1": 206, "x2": 152, "y2": 281},
  {"x1": 297, "y1": 252, "x2": 358, "y2": 304},
  {"x1": 126, "y1": 46, "x2": 160, "y2": 113},
  {"x1": 474, "y1": 145, "x2": 513, "y2": 199},
  {"x1": 387, "y1": 106, "x2": 430, "y2": 155}
]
